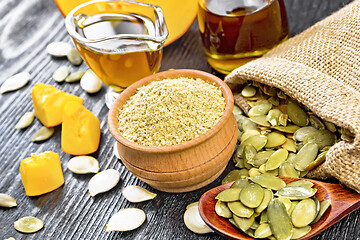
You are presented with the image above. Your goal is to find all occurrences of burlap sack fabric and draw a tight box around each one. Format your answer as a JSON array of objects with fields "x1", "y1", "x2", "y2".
[{"x1": 225, "y1": 0, "x2": 360, "y2": 193}]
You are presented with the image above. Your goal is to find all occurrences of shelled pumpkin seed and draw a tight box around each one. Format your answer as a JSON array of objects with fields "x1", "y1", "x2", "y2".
[
  {"x1": 215, "y1": 177, "x2": 331, "y2": 240},
  {"x1": 231, "y1": 82, "x2": 352, "y2": 179},
  {"x1": 14, "y1": 216, "x2": 43, "y2": 233}
]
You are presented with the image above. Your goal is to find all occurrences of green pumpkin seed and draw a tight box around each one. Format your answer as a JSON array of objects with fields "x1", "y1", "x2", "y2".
[
  {"x1": 299, "y1": 170, "x2": 309, "y2": 178},
  {"x1": 231, "y1": 178, "x2": 251, "y2": 189},
  {"x1": 293, "y1": 143, "x2": 318, "y2": 171},
  {"x1": 268, "y1": 96, "x2": 280, "y2": 106},
  {"x1": 312, "y1": 197, "x2": 320, "y2": 217},
  {"x1": 250, "y1": 221, "x2": 260, "y2": 230},
  {"x1": 15, "y1": 112, "x2": 34, "y2": 129},
  {"x1": 287, "y1": 101, "x2": 309, "y2": 127},
  {"x1": 255, "y1": 189, "x2": 273, "y2": 213},
  {"x1": 237, "y1": 129, "x2": 243, "y2": 141},
  {"x1": 0, "y1": 193, "x2": 17, "y2": 207},
  {"x1": 250, "y1": 150, "x2": 275, "y2": 167},
  {"x1": 268, "y1": 199, "x2": 293, "y2": 240},
  {"x1": 281, "y1": 138, "x2": 297, "y2": 153},
  {"x1": 240, "y1": 184, "x2": 264, "y2": 208},
  {"x1": 258, "y1": 165, "x2": 279, "y2": 176},
  {"x1": 305, "y1": 151, "x2": 327, "y2": 171},
  {"x1": 291, "y1": 226, "x2": 311, "y2": 239},
  {"x1": 279, "y1": 113, "x2": 288, "y2": 126},
  {"x1": 14, "y1": 216, "x2": 43, "y2": 233},
  {"x1": 238, "y1": 135, "x2": 268, "y2": 157},
  {"x1": 233, "y1": 105, "x2": 243, "y2": 116},
  {"x1": 227, "y1": 201, "x2": 254, "y2": 218},
  {"x1": 240, "y1": 129, "x2": 261, "y2": 142},
  {"x1": 273, "y1": 125, "x2": 300, "y2": 134},
  {"x1": 311, "y1": 200, "x2": 330, "y2": 224},
  {"x1": 244, "y1": 144, "x2": 257, "y2": 164},
  {"x1": 279, "y1": 162, "x2": 299, "y2": 178},
  {"x1": 222, "y1": 170, "x2": 248, "y2": 184},
  {"x1": 275, "y1": 186, "x2": 317, "y2": 200},
  {"x1": 286, "y1": 180, "x2": 314, "y2": 188},
  {"x1": 278, "y1": 197, "x2": 292, "y2": 213},
  {"x1": 267, "y1": 109, "x2": 282, "y2": 126},
  {"x1": 255, "y1": 223, "x2": 272, "y2": 238},
  {"x1": 309, "y1": 115, "x2": 325, "y2": 130},
  {"x1": 216, "y1": 188, "x2": 242, "y2": 202},
  {"x1": 67, "y1": 48, "x2": 83, "y2": 65},
  {"x1": 277, "y1": 91, "x2": 287, "y2": 99},
  {"x1": 285, "y1": 153, "x2": 297, "y2": 164},
  {"x1": 250, "y1": 175, "x2": 286, "y2": 190},
  {"x1": 324, "y1": 121, "x2": 337, "y2": 132},
  {"x1": 229, "y1": 218, "x2": 239, "y2": 228},
  {"x1": 245, "y1": 228, "x2": 255, "y2": 237},
  {"x1": 65, "y1": 71, "x2": 85, "y2": 82},
  {"x1": 303, "y1": 129, "x2": 336, "y2": 150},
  {"x1": 53, "y1": 66, "x2": 69, "y2": 82},
  {"x1": 263, "y1": 85, "x2": 277, "y2": 96},
  {"x1": 265, "y1": 132, "x2": 286, "y2": 148},
  {"x1": 32, "y1": 126, "x2": 54, "y2": 142},
  {"x1": 293, "y1": 126, "x2": 317, "y2": 142},
  {"x1": 260, "y1": 210, "x2": 268, "y2": 224},
  {"x1": 248, "y1": 101, "x2": 272, "y2": 117},
  {"x1": 288, "y1": 201, "x2": 298, "y2": 215},
  {"x1": 249, "y1": 115, "x2": 271, "y2": 127},
  {"x1": 248, "y1": 168, "x2": 262, "y2": 177},
  {"x1": 241, "y1": 86, "x2": 257, "y2": 97},
  {"x1": 234, "y1": 157, "x2": 245, "y2": 168},
  {"x1": 266, "y1": 149, "x2": 288, "y2": 171},
  {"x1": 233, "y1": 214, "x2": 255, "y2": 232},
  {"x1": 291, "y1": 198, "x2": 317, "y2": 227},
  {"x1": 215, "y1": 200, "x2": 233, "y2": 218},
  {"x1": 242, "y1": 118, "x2": 258, "y2": 131}
]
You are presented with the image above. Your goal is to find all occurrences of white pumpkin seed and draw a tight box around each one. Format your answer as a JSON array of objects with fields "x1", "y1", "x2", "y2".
[
  {"x1": 122, "y1": 185, "x2": 157, "y2": 203},
  {"x1": 67, "y1": 156, "x2": 99, "y2": 174},
  {"x1": 53, "y1": 66, "x2": 69, "y2": 82},
  {"x1": 46, "y1": 41, "x2": 72, "y2": 57},
  {"x1": 184, "y1": 204, "x2": 214, "y2": 234},
  {"x1": 80, "y1": 70, "x2": 102, "y2": 93},
  {"x1": 88, "y1": 169, "x2": 120, "y2": 196},
  {"x1": 32, "y1": 126, "x2": 54, "y2": 142},
  {"x1": 67, "y1": 48, "x2": 83, "y2": 65},
  {"x1": 113, "y1": 141, "x2": 120, "y2": 159},
  {"x1": 186, "y1": 201, "x2": 199, "y2": 210},
  {"x1": 106, "y1": 208, "x2": 146, "y2": 232},
  {"x1": 14, "y1": 216, "x2": 43, "y2": 233},
  {"x1": 0, "y1": 193, "x2": 17, "y2": 207},
  {"x1": 0, "y1": 72, "x2": 30, "y2": 94},
  {"x1": 65, "y1": 71, "x2": 86, "y2": 82},
  {"x1": 4, "y1": 237, "x2": 16, "y2": 240},
  {"x1": 15, "y1": 112, "x2": 34, "y2": 129}
]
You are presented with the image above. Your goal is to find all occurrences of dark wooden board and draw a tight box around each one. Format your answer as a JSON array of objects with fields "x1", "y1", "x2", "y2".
[{"x1": 0, "y1": 0, "x2": 358, "y2": 239}]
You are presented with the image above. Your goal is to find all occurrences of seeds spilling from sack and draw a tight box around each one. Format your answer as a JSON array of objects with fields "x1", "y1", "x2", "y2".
[
  {"x1": 215, "y1": 177, "x2": 330, "y2": 239},
  {"x1": 231, "y1": 82, "x2": 354, "y2": 178}
]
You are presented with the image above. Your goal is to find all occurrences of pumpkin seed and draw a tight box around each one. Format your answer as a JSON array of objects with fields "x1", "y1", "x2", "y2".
[
  {"x1": 32, "y1": 126, "x2": 54, "y2": 142},
  {"x1": 233, "y1": 214, "x2": 255, "y2": 232},
  {"x1": 249, "y1": 115, "x2": 271, "y2": 127},
  {"x1": 216, "y1": 188, "x2": 242, "y2": 202},
  {"x1": 250, "y1": 221, "x2": 260, "y2": 230},
  {"x1": 293, "y1": 126, "x2": 317, "y2": 142},
  {"x1": 88, "y1": 169, "x2": 120, "y2": 197},
  {"x1": 260, "y1": 210, "x2": 268, "y2": 224},
  {"x1": 303, "y1": 129, "x2": 336, "y2": 150},
  {"x1": 67, "y1": 48, "x2": 83, "y2": 65},
  {"x1": 248, "y1": 168, "x2": 262, "y2": 177},
  {"x1": 67, "y1": 156, "x2": 100, "y2": 174},
  {"x1": 324, "y1": 121, "x2": 337, "y2": 132},
  {"x1": 248, "y1": 101, "x2": 272, "y2": 117},
  {"x1": 65, "y1": 71, "x2": 85, "y2": 82},
  {"x1": 4, "y1": 237, "x2": 16, "y2": 240},
  {"x1": 243, "y1": 144, "x2": 257, "y2": 164},
  {"x1": 309, "y1": 115, "x2": 325, "y2": 130},
  {"x1": 80, "y1": 69, "x2": 102, "y2": 93},
  {"x1": 281, "y1": 138, "x2": 297, "y2": 153},
  {"x1": 291, "y1": 226, "x2": 311, "y2": 239},
  {"x1": 312, "y1": 197, "x2": 320, "y2": 217},
  {"x1": 311, "y1": 200, "x2": 330, "y2": 224},
  {"x1": 184, "y1": 204, "x2": 214, "y2": 234},
  {"x1": 267, "y1": 109, "x2": 282, "y2": 126},
  {"x1": 231, "y1": 178, "x2": 251, "y2": 189},
  {"x1": 240, "y1": 129, "x2": 261, "y2": 142},
  {"x1": 250, "y1": 175, "x2": 286, "y2": 191},
  {"x1": 255, "y1": 223, "x2": 272, "y2": 238},
  {"x1": 46, "y1": 41, "x2": 72, "y2": 57},
  {"x1": 255, "y1": 189, "x2": 273, "y2": 213},
  {"x1": 286, "y1": 180, "x2": 314, "y2": 188},
  {"x1": 305, "y1": 151, "x2": 327, "y2": 170},
  {"x1": 268, "y1": 96, "x2": 280, "y2": 106},
  {"x1": 266, "y1": 149, "x2": 288, "y2": 171},
  {"x1": 242, "y1": 118, "x2": 258, "y2": 131},
  {"x1": 15, "y1": 112, "x2": 34, "y2": 129},
  {"x1": 238, "y1": 135, "x2": 267, "y2": 156},
  {"x1": 267, "y1": 199, "x2": 293, "y2": 240},
  {"x1": 258, "y1": 165, "x2": 278, "y2": 176},
  {"x1": 278, "y1": 197, "x2": 292, "y2": 213},
  {"x1": 229, "y1": 218, "x2": 239, "y2": 228},
  {"x1": 0, "y1": 193, "x2": 17, "y2": 207},
  {"x1": 241, "y1": 86, "x2": 257, "y2": 97},
  {"x1": 293, "y1": 143, "x2": 318, "y2": 171},
  {"x1": 279, "y1": 162, "x2": 299, "y2": 178},
  {"x1": 0, "y1": 72, "x2": 30, "y2": 94},
  {"x1": 265, "y1": 132, "x2": 286, "y2": 148},
  {"x1": 106, "y1": 208, "x2": 146, "y2": 232},
  {"x1": 240, "y1": 184, "x2": 264, "y2": 208},
  {"x1": 113, "y1": 141, "x2": 120, "y2": 159},
  {"x1": 288, "y1": 201, "x2": 298, "y2": 216},
  {"x1": 249, "y1": 150, "x2": 275, "y2": 167},
  {"x1": 275, "y1": 186, "x2": 317, "y2": 200},
  {"x1": 222, "y1": 170, "x2": 248, "y2": 184},
  {"x1": 233, "y1": 105, "x2": 243, "y2": 116},
  {"x1": 227, "y1": 201, "x2": 254, "y2": 218},
  {"x1": 287, "y1": 101, "x2": 309, "y2": 127},
  {"x1": 53, "y1": 66, "x2": 69, "y2": 82},
  {"x1": 186, "y1": 201, "x2": 199, "y2": 210},
  {"x1": 122, "y1": 185, "x2": 156, "y2": 203},
  {"x1": 215, "y1": 200, "x2": 233, "y2": 218},
  {"x1": 263, "y1": 85, "x2": 277, "y2": 96},
  {"x1": 291, "y1": 198, "x2": 317, "y2": 227},
  {"x1": 14, "y1": 216, "x2": 43, "y2": 233},
  {"x1": 279, "y1": 113, "x2": 288, "y2": 126},
  {"x1": 273, "y1": 125, "x2": 300, "y2": 134}
]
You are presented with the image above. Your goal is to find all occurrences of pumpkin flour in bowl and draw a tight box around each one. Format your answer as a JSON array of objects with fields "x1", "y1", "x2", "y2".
[{"x1": 117, "y1": 77, "x2": 226, "y2": 147}]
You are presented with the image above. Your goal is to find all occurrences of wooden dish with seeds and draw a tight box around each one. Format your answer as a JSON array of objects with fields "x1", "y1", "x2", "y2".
[{"x1": 108, "y1": 69, "x2": 237, "y2": 193}]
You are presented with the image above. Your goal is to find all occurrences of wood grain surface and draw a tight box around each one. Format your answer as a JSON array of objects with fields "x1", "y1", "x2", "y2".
[{"x1": 0, "y1": 0, "x2": 359, "y2": 239}]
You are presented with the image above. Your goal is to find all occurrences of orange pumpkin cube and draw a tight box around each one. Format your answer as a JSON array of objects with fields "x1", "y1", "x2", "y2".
[
  {"x1": 19, "y1": 151, "x2": 64, "y2": 196},
  {"x1": 32, "y1": 83, "x2": 84, "y2": 127},
  {"x1": 61, "y1": 101, "x2": 101, "y2": 155}
]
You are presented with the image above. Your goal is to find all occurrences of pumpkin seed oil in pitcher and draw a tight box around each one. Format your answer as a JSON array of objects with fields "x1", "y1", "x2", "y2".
[
  {"x1": 73, "y1": 13, "x2": 162, "y2": 90},
  {"x1": 198, "y1": 0, "x2": 289, "y2": 74}
]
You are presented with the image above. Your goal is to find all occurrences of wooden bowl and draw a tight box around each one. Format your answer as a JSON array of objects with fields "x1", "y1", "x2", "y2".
[{"x1": 108, "y1": 69, "x2": 237, "y2": 193}]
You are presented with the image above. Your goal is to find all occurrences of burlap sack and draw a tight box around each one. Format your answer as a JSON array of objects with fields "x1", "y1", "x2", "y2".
[{"x1": 225, "y1": 0, "x2": 360, "y2": 193}]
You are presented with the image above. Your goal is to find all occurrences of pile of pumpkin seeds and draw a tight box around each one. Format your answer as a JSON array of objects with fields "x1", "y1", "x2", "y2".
[
  {"x1": 231, "y1": 82, "x2": 354, "y2": 179},
  {"x1": 215, "y1": 176, "x2": 330, "y2": 239}
]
